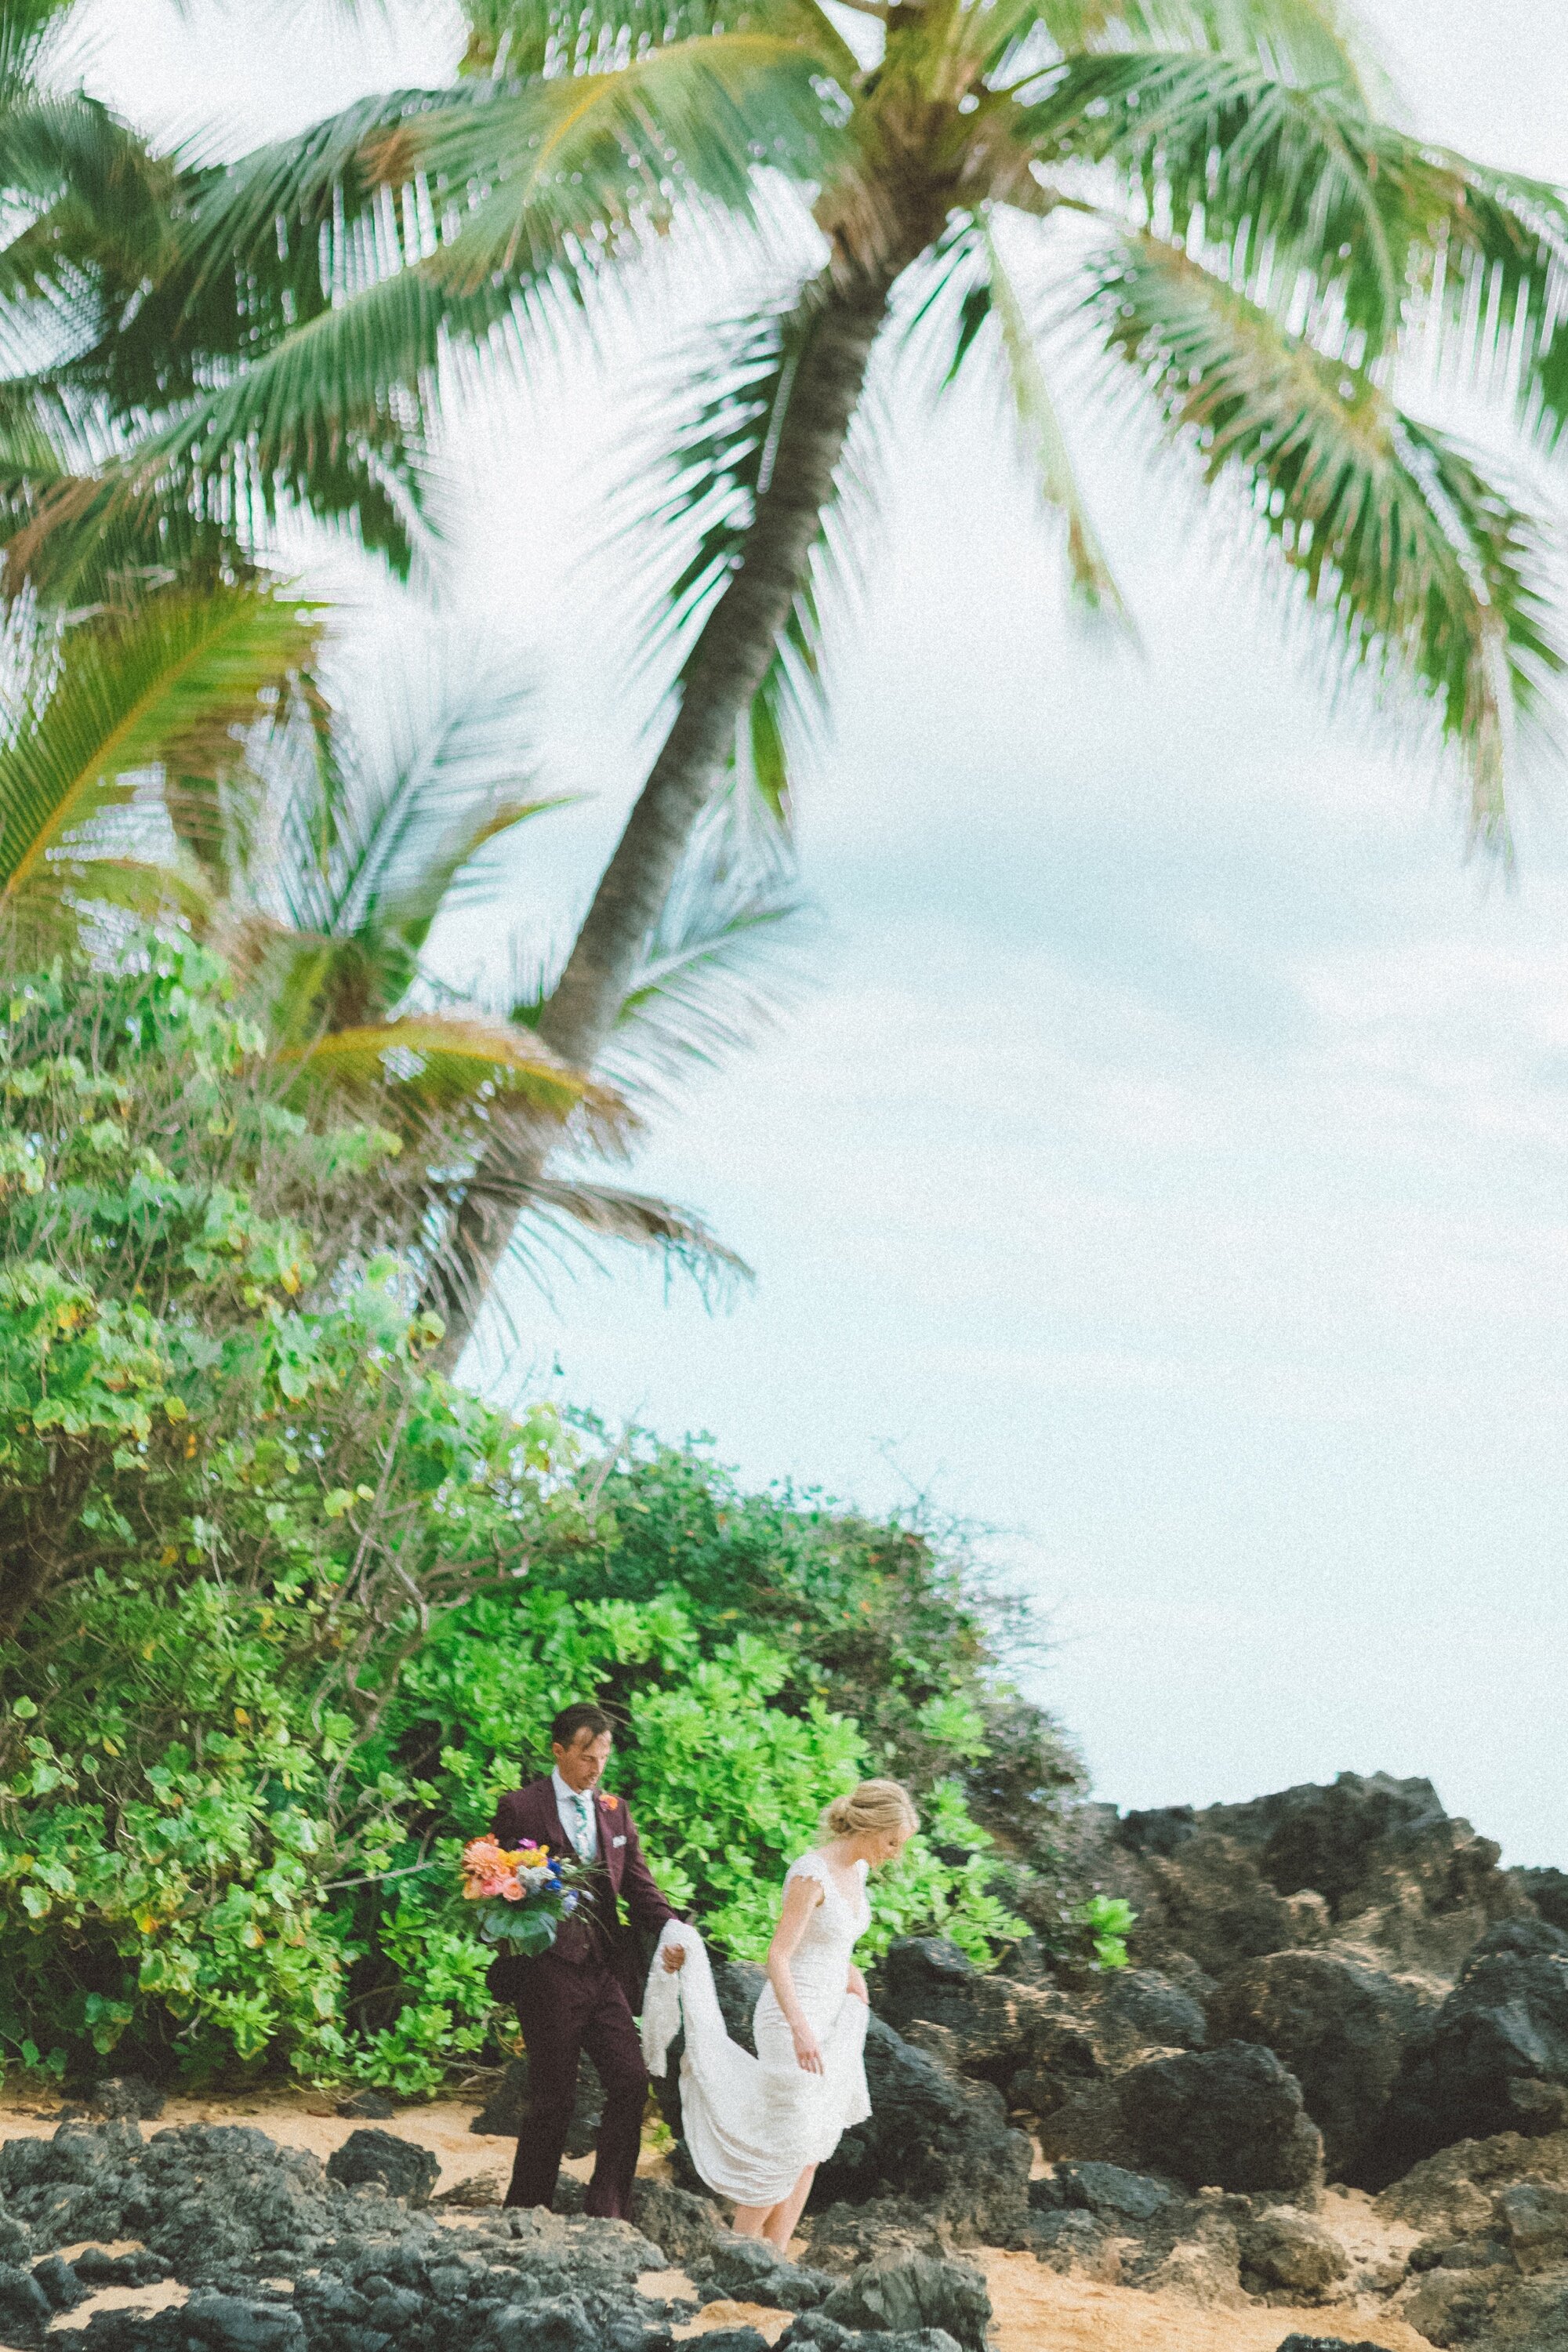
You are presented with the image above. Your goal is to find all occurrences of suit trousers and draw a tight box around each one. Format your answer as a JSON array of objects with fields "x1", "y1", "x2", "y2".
[{"x1": 506, "y1": 1955, "x2": 650, "y2": 2219}]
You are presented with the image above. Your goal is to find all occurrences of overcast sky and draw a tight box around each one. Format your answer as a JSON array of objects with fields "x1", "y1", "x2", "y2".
[{"x1": 88, "y1": 0, "x2": 1568, "y2": 1866}]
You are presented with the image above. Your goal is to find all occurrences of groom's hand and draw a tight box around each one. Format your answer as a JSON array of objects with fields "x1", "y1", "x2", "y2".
[{"x1": 661, "y1": 1943, "x2": 687, "y2": 1973}]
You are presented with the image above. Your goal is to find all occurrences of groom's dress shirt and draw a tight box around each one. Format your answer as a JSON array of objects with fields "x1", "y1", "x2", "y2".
[{"x1": 551, "y1": 1768, "x2": 601, "y2": 1862}]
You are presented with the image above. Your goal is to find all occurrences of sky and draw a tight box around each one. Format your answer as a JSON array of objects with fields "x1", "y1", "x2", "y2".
[{"x1": 85, "y1": 0, "x2": 1568, "y2": 1867}]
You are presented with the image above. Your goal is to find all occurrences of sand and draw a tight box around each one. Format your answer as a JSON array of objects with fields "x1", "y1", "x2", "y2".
[{"x1": 978, "y1": 2250, "x2": 1433, "y2": 2351}]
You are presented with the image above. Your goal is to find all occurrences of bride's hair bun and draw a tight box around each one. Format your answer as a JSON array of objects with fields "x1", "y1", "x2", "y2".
[{"x1": 820, "y1": 1779, "x2": 920, "y2": 1841}]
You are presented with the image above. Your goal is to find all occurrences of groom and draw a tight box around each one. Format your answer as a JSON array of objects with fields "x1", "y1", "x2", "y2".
[{"x1": 489, "y1": 1701, "x2": 681, "y2": 2218}]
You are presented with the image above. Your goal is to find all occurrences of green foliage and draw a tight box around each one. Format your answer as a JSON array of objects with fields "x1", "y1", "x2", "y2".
[
  {"x1": 0, "y1": 932, "x2": 1083, "y2": 2093},
  {"x1": 1079, "y1": 1893, "x2": 1134, "y2": 1971}
]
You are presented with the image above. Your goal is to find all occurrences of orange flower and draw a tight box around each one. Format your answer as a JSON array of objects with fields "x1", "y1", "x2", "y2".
[{"x1": 600, "y1": 1793, "x2": 619, "y2": 1811}]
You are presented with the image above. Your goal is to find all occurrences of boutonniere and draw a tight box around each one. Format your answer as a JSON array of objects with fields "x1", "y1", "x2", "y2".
[{"x1": 600, "y1": 1792, "x2": 619, "y2": 1810}]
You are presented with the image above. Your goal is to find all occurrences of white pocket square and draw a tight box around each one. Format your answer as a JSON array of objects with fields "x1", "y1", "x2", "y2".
[{"x1": 612, "y1": 1835, "x2": 627, "y2": 1848}]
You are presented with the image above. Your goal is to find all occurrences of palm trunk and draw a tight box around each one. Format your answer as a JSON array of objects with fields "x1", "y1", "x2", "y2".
[{"x1": 428, "y1": 244, "x2": 912, "y2": 1368}]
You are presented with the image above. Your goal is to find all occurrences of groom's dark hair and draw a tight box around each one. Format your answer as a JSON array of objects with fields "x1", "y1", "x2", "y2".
[{"x1": 550, "y1": 1701, "x2": 615, "y2": 1748}]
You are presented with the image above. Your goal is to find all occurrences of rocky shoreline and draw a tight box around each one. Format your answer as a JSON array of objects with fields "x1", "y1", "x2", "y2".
[{"x1": 2, "y1": 1771, "x2": 1563, "y2": 2352}]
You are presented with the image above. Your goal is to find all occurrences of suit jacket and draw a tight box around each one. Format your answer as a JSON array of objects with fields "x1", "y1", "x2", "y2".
[{"x1": 488, "y1": 1776, "x2": 677, "y2": 2005}]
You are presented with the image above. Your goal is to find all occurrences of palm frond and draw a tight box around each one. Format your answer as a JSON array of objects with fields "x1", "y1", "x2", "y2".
[
  {"x1": 1017, "y1": 53, "x2": 1568, "y2": 390},
  {"x1": 412, "y1": 32, "x2": 844, "y2": 292},
  {"x1": 591, "y1": 804, "x2": 808, "y2": 1095},
  {"x1": 1129, "y1": 0, "x2": 1380, "y2": 96},
  {"x1": 460, "y1": 0, "x2": 856, "y2": 82},
  {"x1": 0, "y1": 92, "x2": 174, "y2": 274},
  {"x1": 236, "y1": 626, "x2": 567, "y2": 1034},
  {"x1": 4, "y1": 265, "x2": 456, "y2": 593},
  {"x1": 1093, "y1": 234, "x2": 1563, "y2": 850},
  {"x1": 278, "y1": 1013, "x2": 619, "y2": 1129},
  {"x1": 980, "y1": 222, "x2": 1131, "y2": 624},
  {"x1": 0, "y1": 0, "x2": 75, "y2": 107},
  {"x1": 436, "y1": 1156, "x2": 751, "y2": 1319},
  {"x1": 988, "y1": 0, "x2": 1380, "y2": 100},
  {"x1": 0, "y1": 583, "x2": 316, "y2": 917}
]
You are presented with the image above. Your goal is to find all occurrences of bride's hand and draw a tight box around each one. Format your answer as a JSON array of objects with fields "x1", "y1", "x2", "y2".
[
  {"x1": 792, "y1": 2024, "x2": 825, "y2": 2075},
  {"x1": 661, "y1": 1943, "x2": 687, "y2": 1973},
  {"x1": 845, "y1": 1965, "x2": 868, "y2": 2005}
]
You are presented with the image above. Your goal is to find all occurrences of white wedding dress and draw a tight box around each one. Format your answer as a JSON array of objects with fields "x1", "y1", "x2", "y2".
[{"x1": 641, "y1": 1851, "x2": 873, "y2": 2207}]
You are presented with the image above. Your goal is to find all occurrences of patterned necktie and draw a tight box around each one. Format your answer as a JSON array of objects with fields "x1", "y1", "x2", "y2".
[{"x1": 574, "y1": 1791, "x2": 596, "y2": 1861}]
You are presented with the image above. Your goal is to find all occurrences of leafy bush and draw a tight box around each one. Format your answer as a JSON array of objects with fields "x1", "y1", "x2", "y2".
[{"x1": 0, "y1": 935, "x2": 1087, "y2": 2095}]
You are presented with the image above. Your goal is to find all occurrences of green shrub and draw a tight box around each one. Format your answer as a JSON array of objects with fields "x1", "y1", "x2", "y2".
[{"x1": 0, "y1": 934, "x2": 1086, "y2": 2093}]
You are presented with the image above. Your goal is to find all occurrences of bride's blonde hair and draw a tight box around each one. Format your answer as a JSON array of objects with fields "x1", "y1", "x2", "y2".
[{"x1": 820, "y1": 1779, "x2": 920, "y2": 1841}]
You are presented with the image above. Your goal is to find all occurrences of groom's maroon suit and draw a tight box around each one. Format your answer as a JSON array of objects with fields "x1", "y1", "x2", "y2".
[{"x1": 489, "y1": 1775, "x2": 677, "y2": 2217}]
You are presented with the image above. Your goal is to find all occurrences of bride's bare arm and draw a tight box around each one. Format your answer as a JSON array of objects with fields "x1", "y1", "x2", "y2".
[{"x1": 766, "y1": 1875, "x2": 829, "y2": 2074}]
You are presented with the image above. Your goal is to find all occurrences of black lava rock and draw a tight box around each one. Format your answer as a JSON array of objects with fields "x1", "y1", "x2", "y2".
[
  {"x1": 32, "y1": 2253, "x2": 89, "y2": 2311},
  {"x1": 1373, "y1": 1918, "x2": 1568, "y2": 2175},
  {"x1": 1273, "y1": 2339, "x2": 1389, "y2": 2352},
  {"x1": 0, "y1": 2260, "x2": 52, "y2": 2349},
  {"x1": 74, "y1": 2249, "x2": 173, "y2": 2288},
  {"x1": 782, "y1": 2323, "x2": 964, "y2": 2352},
  {"x1": 815, "y1": 2016, "x2": 1031, "y2": 2242},
  {"x1": 695, "y1": 2234, "x2": 834, "y2": 2312},
  {"x1": 1119, "y1": 2041, "x2": 1323, "y2": 2197},
  {"x1": 325, "y1": 2129, "x2": 440, "y2": 2206},
  {"x1": 75, "y1": 2292, "x2": 307, "y2": 2352},
  {"x1": 333, "y1": 2092, "x2": 395, "y2": 2122},
  {"x1": 627, "y1": 2179, "x2": 724, "y2": 2267},
  {"x1": 1520, "y1": 1867, "x2": 1568, "y2": 1935},
  {"x1": 1097, "y1": 1969, "x2": 1207, "y2": 2052},
  {"x1": 819, "y1": 2254, "x2": 991, "y2": 2352},
  {"x1": 1054, "y1": 2161, "x2": 1173, "y2": 2223},
  {"x1": 92, "y1": 2078, "x2": 167, "y2": 2122},
  {"x1": 1209, "y1": 1948, "x2": 1434, "y2": 2182}
]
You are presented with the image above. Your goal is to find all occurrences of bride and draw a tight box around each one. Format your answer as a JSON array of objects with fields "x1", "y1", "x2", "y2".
[{"x1": 644, "y1": 1780, "x2": 917, "y2": 2249}]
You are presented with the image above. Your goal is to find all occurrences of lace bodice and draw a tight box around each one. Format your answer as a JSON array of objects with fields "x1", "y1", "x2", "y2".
[{"x1": 781, "y1": 1849, "x2": 870, "y2": 1994}]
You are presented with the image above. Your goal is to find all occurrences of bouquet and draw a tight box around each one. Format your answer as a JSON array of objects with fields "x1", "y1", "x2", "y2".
[{"x1": 459, "y1": 1836, "x2": 594, "y2": 1956}]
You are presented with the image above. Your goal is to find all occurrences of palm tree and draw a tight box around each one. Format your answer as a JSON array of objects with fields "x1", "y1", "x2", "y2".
[
  {"x1": 20, "y1": 0, "x2": 1568, "y2": 1358},
  {"x1": 227, "y1": 621, "x2": 769, "y2": 1313},
  {"x1": 0, "y1": 0, "x2": 506, "y2": 604},
  {"x1": 0, "y1": 586, "x2": 776, "y2": 1310},
  {"x1": 379, "y1": 0, "x2": 1568, "y2": 1355}
]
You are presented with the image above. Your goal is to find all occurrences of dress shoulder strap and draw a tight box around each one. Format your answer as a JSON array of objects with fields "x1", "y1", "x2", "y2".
[{"x1": 786, "y1": 1850, "x2": 830, "y2": 1892}]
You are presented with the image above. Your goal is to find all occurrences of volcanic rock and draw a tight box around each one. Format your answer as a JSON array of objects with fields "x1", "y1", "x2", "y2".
[
  {"x1": 801, "y1": 2198, "x2": 952, "y2": 2277},
  {"x1": 1519, "y1": 1868, "x2": 1568, "y2": 1935},
  {"x1": 1119, "y1": 2042, "x2": 1324, "y2": 2198},
  {"x1": 1108, "y1": 1773, "x2": 1534, "y2": 1984},
  {"x1": 873, "y1": 1941, "x2": 1063, "y2": 2079},
  {"x1": 91, "y1": 2077, "x2": 167, "y2": 2122},
  {"x1": 815, "y1": 2016, "x2": 1031, "y2": 2244},
  {"x1": 333, "y1": 2091, "x2": 395, "y2": 2121},
  {"x1": 628, "y1": 2178, "x2": 726, "y2": 2267},
  {"x1": 1209, "y1": 1948, "x2": 1436, "y2": 2181},
  {"x1": 1372, "y1": 1921, "x2": 1568, "y2": 2176},
  {"x1": 1275, "y1": 2339, "x2": 1391, "y2": 2351},
  {"x1": 695, "y1": 2234, "x2": 835, "y2": 2311},
  {"x1": 324, "y1": 2129, "x2": 439, "y2": 2205},
  {"x1": 1238, "y1": 2206, "x2": 1349, "y2": 2296},
  {"x1": 818, "y1": 2253, "x2": 991, "y2": 2352},
  {"x1": 1098, "y1": 1969, "x2": 1207, "y2": 2052}
]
